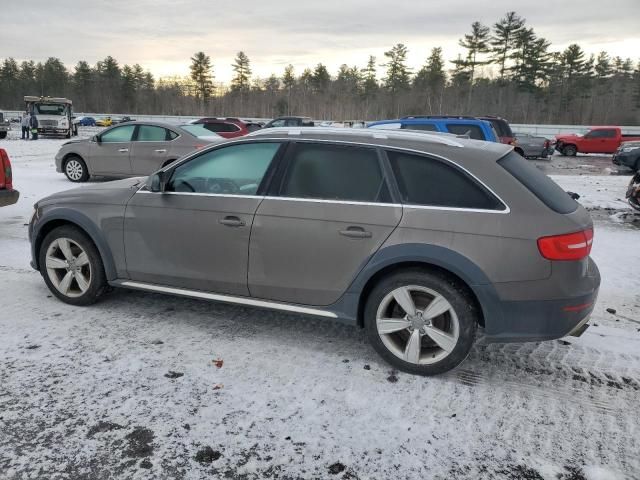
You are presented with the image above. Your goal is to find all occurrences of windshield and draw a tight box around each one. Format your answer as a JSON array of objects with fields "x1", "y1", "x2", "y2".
[
  {"x1": 34, "y1": 103, "x2": 69, "y2": 116},
  {"x1": 180, "y1": 124, "x2": 222, "y2": 138}
]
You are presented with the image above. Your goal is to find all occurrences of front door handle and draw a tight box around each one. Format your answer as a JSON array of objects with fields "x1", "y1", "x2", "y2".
[
  {"x1": 219, "y1": 216, "x2": 245, "y2": 227},
  {"x1": 118, "y1": 148, "x2": 129, "y2": 153},
  {"x1": 339, "y1": 226, "x2": 372, "y2": 238},
  {"x1": 154, "y1": 149, "x2": 167, "y2": 153}
]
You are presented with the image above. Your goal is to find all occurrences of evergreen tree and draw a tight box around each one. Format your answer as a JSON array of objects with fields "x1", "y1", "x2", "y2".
[
  {"x1": 282, "y1": 64, "x2": 295, "y2": 114},
  {"x1": 594, "y1": 51, "x2": 613, "y2": 79},
  {"x1": 361, "y1": 55, "x2": 379, "y2": 97},
  {"x1": 490, "y1": 12, "x2": 525, "y2": 80},
  {"x1": 311, "y1": 63, "x2": 331, "y2": 93},
  {"x1": 189, "y1": 51, "x2": 214, "y2": 102},
  {"x1": 382, "y1": 43, "x2": 411, "y2": 94},
  {"x1": 231, "y1": 51, "x2": 252, "y2": 91}
]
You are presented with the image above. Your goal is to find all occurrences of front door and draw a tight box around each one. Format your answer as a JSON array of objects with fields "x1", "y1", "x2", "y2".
[
  {"x1": 248, "y1": 142, "x2": 402, "y2": 306},
  {"x1": 582, "y1": 128, "x2": 617, "y2": 153},
  {"x1": 124, "y1": 141, "x2": 283, "y2": 295},
  {"x1": 129, "y1": 124, "x2": 172, "y2": 175},
  {"x1": 90, "y1": 124, "x2": 136, "y2": 175}
]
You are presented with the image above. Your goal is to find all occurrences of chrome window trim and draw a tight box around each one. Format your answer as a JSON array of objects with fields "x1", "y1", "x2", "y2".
[
  {"x1": 136, "y1": 190, "x2": 261, "y2": 200},
  {"x1": 138, "y1": 136, "x2": 511, "y2": 214},
  {"x1": 114, "y1": 280, "x2": 338, "y2": 318}
]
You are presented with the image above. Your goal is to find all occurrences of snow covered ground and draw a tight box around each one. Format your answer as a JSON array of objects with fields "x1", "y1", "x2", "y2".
[{"x1": 1, "y1": 130, "x2": 639, "y2": 480}]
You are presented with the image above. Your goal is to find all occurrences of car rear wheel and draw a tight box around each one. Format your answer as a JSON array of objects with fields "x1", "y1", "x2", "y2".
[
  {"x1": 39, "y1": 226, "x2": 108, "y2": 306},
  {"x1": 64, "y1": 155, "x2": 89, "y2": 182},
  {"x1": 365, "y1": 269, "x2": 477, "y2": 375}
]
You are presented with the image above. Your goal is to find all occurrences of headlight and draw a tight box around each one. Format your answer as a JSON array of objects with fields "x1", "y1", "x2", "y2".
[{"x1": 621, "y1": 146, "x2": 640, "y2": 153}]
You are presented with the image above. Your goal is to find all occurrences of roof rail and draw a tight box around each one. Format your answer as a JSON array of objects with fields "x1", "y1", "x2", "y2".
[
  {"x1": 248, "y1": 126, "x2": 465, "y2": 148},
  {"x1": 401, "y1": 115, "x2": 478, "y2": 120}
]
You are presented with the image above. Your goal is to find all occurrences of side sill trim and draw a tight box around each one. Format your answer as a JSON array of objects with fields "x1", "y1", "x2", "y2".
[{"x1": 113, "y1": 280, "x2": 338, "y2": 318}]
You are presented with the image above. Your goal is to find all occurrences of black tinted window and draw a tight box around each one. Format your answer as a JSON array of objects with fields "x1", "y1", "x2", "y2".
[
  {"x1": 388, "y1": 150, "x2": 504, "y2": 210},
  {"x1": 281, "y1": 143, "x2": 390, "y2": 202},
  {"x1": 401, "y1": 123, "x2": 437, "y2": 131},
  {"x1": 445, "y1": 123, "x2": 485, "y2": 140},
  {"x1": 587, "y1": 129, "x2": 615, "y2": 138},
  {"x1": 498, "y1": 151, "x2": 578, "y2": 214},
  {"x1": 487, "y1": 119, "x2": 513, "y2": 138}
]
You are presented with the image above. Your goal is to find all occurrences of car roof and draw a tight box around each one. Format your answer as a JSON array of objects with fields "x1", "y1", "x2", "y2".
[
  {"x1": 372, "y1": 118, "x2": 492, "y2": 126},
  {"x1": 247, "y1": 127, "x2": 511, "y2": 162}
]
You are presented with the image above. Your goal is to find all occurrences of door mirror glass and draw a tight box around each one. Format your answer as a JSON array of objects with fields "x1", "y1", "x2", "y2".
[{"x1": 92, "y1": 135, "x2": 100, "y2": 144}]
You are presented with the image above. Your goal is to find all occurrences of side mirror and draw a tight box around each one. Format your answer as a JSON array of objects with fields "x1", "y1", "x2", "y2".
[
  {"x1": 148, "y1": 171, "x2": 167, "y2": 193},
  {"x1": 92, "y1": 135, "x2": 101, "y2": 144}
]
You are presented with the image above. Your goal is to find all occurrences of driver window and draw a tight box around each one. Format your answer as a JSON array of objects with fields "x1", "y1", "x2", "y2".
[
  {"x1": 167, "y1": 142, "x2": 282, "y2": 195},
  {"x1": 100, "y1": 125, "x2": 136, "y2": 143}
]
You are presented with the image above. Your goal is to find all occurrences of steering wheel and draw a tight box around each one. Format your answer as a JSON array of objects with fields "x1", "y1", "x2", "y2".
[{"x1": 205, "y1": 178, "x2": 240, "y2": 194}]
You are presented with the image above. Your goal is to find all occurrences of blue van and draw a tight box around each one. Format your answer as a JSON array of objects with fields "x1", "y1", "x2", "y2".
[{"x1": 367, "y1": 116, "x2": 499, "y2": 142}]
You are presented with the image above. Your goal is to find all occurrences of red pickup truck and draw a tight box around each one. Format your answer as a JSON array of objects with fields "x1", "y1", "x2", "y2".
[
  {"x1": 0, "y1": 148, "x2": 19, "y2": 207},
  {"x1": 555, "y1": 127, "x2": 640, "y2": 156}
]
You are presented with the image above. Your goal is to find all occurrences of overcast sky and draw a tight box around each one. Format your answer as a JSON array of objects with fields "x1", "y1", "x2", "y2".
[{"x1": 2, "y1": 0, "x2": 639, "y2": 82}]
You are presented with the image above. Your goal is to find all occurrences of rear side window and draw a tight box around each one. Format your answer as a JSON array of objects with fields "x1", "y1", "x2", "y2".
[
  {"x1": 280, "y1": 143, "x2": 390, "y2": 203},
  {"x1": 445, "y1": 123, "x2": 485, "y2": 140},
  {"x1": 137, "y1": 125, "x2": 169, "y2": 142},
  {"x1": 498, "y1": 152, "x2": 578, "y2": 214},
  {"x1": 401, "y1": 123, "x2": 437, "y2": 131},
  {"x1": 387, "y1": 150, "x2": 504, "y2": 210},
  {"x1": 487, "y1": 119, "x2": 513, "y2": 138}
]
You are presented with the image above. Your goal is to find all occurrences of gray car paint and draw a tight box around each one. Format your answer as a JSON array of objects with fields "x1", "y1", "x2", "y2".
[
  {"x1": 54, "y1": 121, "x2": 222, "y2": 178},
  {"x1": 32, "y1": 128, "x2": 600, "y2": 342}
]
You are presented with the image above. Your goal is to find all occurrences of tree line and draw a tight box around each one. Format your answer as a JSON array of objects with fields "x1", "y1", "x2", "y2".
[{"x1": 1, "y1": 11, "x2": 639, "y2": 125}]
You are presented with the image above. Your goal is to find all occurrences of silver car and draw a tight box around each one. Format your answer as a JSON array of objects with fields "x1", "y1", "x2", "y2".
[
  {"x1": 55, "y1": 121, "x2": 223, "y2": 182},
  {"x1": 514, "y1": 133, "x2": 554, "y2": 159},
  {"x1": 31, "y1": 128, "x2": 600, "y2": 375}
]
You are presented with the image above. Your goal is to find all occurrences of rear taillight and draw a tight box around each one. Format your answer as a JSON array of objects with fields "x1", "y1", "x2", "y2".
[
  {"x1": 544, "y1": 140, "x2": 550, "y2": 148},
  {"x1": 537, "y1": 228, "x2": 593, "y2": 261},
  {"x1": 0, "y1": 148, "x2": 12, "y2": 190}
]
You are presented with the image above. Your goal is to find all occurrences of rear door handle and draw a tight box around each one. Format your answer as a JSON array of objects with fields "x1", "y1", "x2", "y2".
[
  {"x1": 118, "y1": 148, "x2": 129, "y2": 153},
  {"x1": 219, "y1": 216, "x2": 245, "y2": 227},
  {"x1": 154, "y1": 149, "x2": 167, "y2": 153},
  {"x1": 339, "y1": 226, "x2": 372, "y2": 238}
]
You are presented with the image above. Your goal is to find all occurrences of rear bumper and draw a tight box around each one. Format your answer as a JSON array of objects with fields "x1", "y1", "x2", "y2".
[
  {"x1": 483, "y1": 258, "x2": 601, "y2": 343},
  {"x1": 0, "y1": 189, "x2": 19, "y2": 207}
]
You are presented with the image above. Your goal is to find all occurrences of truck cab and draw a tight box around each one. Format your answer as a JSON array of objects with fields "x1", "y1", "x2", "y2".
[
  {"x1": 25, "y1": 96, "x2": 78, "y2": 138},
  {"x1": 555, "y1": 127, "x2": 640, "y2": 156}
]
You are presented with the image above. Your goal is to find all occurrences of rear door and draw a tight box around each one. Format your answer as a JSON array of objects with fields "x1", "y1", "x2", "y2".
[
  {"x1": 248, "y1": 141, "x2": 402, "y2": 306},
  {"x1": 89, "y1": 124, "x2": 136, "y2": 175},
  {"x1": 129, "y1": 124, "x2": 173, "y2": 175}
]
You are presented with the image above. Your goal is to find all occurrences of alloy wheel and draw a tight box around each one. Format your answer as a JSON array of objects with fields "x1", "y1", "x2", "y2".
[
  {"x1": 45, "y1": 237, "x2": 92, "y2": 298},
  {"x1": 376, "y1": 285, "x2": 460, "y2": 365},
  {"x1": 65, "y1": 159, "x2": 84, "y2": 181}
]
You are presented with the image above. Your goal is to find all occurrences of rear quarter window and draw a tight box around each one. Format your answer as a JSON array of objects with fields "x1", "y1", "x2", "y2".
[
  {"x1": 387, "y1": 150, "x2": 505, "y2": 211},
  {"x1": 498, "y1": 152, "x2": 578, "y2": 214},
  {"x1": 445, "y1": 123, "x2": 485, "y2": 140}
]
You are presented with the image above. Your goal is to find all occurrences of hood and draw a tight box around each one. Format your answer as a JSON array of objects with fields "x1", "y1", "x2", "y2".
[
  {"x1": 62, "y1": 138, "x2": 89, "y2": 147},
  {"x1": 37, "y1": 177, "x2": 146, "y2": 207},
  {"x1": 555, "y1": 133, "x2": 581, "y2": 141}
]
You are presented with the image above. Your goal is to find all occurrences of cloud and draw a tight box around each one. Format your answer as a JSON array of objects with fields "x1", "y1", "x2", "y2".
[{"x1": 3, "y1": 0, "x2": 639, "y2": 81}]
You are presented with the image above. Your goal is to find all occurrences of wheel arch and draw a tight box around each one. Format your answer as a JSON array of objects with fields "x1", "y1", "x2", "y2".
[
  {"x1": 32, "y1": 210, "x2": 117, "y2": 280},
  {"x1": 344, "y1": 244, "x2": 504, "y2": 331}
]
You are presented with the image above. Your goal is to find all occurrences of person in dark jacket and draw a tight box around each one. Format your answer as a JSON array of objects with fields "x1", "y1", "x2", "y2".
[
  {"x1": 29, "y1": 113, "x2": 39, "y2": 140},
  {"x1": 21, "y1": 113, "x2": 30, "y2": 139}
]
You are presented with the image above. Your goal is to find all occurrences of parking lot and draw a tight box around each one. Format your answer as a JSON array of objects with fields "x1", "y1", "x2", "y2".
[{"x1": 1, "y1": 128, "x2": 639, "y2": 480}]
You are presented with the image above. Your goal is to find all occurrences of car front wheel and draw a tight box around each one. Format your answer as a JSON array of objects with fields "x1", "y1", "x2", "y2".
[
  {"x1": 365, "y1": 269, "x2": 478, "y2": 376},
  {"x1": 64, "y1": 155, "x2": 89, "y2": 182},
  {"x1": 39, "y1": 226, "x2": 108, "y2": 306}
]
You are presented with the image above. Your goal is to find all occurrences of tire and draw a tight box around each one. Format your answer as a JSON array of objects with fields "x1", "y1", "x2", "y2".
[
  {"x1": 0, "y1": 131, "x2": 7, "y2": 139},
  {"x1": 364, "y1": 269, "x2": 478, "y2": 376},
  {"x1": 563, "y1": 144, "x2": 577, "y2": 156},
  {"x1": 38, "y1": 225, "x2": 108, "y2": 306},
  {"x1": 64, "y1": 155, "x2": 90, "y2": 182}
]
